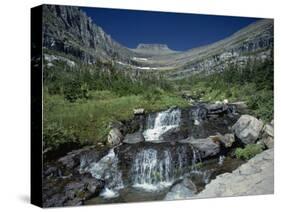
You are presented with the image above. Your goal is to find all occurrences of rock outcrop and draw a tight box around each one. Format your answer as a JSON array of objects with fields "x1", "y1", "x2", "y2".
[
  {"x1": 178, "y1": 137, "x2": 220, "y2": 158},
  {"x1": 196, "y1": 148, "x2": 273, "y2": 198}
]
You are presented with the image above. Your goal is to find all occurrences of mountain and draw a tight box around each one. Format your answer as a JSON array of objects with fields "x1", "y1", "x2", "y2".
[
  {"x1": 132, "y1": 44, "x2": 179, "y2": 56},
  {"x1": 42, "y1": 5, "x2": 273, "y2": 79},
  {"x1": 42, "y1": 5, "x2": 134, "y2": 63}
]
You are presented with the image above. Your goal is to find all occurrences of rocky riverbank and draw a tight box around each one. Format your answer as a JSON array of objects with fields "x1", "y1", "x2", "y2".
[
  {"x1": 196, "y1": 148, "x2": 274, "y2": 198},
  {"x1": 42, "y1": 101, "x2": 274, "y2": 207}
]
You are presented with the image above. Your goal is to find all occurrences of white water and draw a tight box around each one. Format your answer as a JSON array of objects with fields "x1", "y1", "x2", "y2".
[
  {"x1": 100, "y1": 187, "x2": 119, "y2": 199},
  {"x1": 132, "y1": 149, "x2": 174, "y2": 191},
  {"x1": 79, "y1": 148, "x2": 124, "y2": 199},
  {"x1": 143, "y1": 108, "x2": 181, "y2": 141},
  {"x1": 131, "y1": 145, "x2": 200, "y2": 192}
]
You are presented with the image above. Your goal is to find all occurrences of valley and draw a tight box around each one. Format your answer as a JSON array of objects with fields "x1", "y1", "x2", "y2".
[{"x1": 40, "y1": 5, "x2": 274, "y2": 207}]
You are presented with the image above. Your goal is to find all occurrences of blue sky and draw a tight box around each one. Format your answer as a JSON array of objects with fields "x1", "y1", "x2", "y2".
[{"x1": 81, "y1": 7, "x2": 260, "y2": 51}]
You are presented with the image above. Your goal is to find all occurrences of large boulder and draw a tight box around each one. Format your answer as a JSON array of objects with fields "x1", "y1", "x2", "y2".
[
  {"x1": 232, "y1": 115, "x2": 264, "y2": 145},
  {"x1": 196, "y1": 148, "x2": 274, "y2": 198},
  {"x1": 107, "y1": 128, "x2": 123, "y2": 146},
  {"x1": 123, "y1": 131, "x2": 145, "y2": 144},
  {"x1": 159, "y1": 127, "x2": 187, "y2": 142},
  {"x1": 178, "y1": 137, "x2": 220, "y2": 158}
]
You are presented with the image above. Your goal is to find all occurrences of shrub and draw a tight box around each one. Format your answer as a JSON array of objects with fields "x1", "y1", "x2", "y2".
[{"x1": 235, "y1": 144, "x2": 263, "y2": 160}]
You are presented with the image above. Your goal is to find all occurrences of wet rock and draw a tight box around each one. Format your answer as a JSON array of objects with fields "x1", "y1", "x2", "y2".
[
  {"x1": 107, "y1": 128, "x2": 123, "y2": 146},
  {"x1": 43, "y1": 193, "x2": 68, "y2": 207},
  {"x1": 58, "y1": 146, "x2": 106, "y2": 171},
  {"x1": 165, "y1": 178, "x2": 197, "y2": 200},
  {"x1": 64, "y1": 198, "x2": 83, "y2": 206},
  {"x1": 123, "y1": 132, "x2": 145, "y2": 144},
  {"x1": 209, "y1": 133, "x2": 235, "y2": 148},
  {"x1": 63, "y1": 176, "x2": 103, "y2": 206},
  {"x1": 196, "y1": 149, "x2": 274, "y2": 198},
  {"x1": 44, "y1": 165, "x2": 59, "y2": 178},
  {"x1": 178, "y1": 137, "x2": 220, "y2": 158},
  {"x1": 232, "y1": 115, "x2": 264, "y2": 145},
  {"x1": 159, "y1": 126, "x2": 187, "y2": 142},
  {"x1": 230, "y1": 101, "x2": 248, "y2": 113}
]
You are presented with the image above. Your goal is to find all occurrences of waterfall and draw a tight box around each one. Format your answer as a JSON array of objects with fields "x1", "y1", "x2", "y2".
[
  {"x1": 143, "y1": 108, "x2": 181, "y2": 141},
  {"x1": 131, "y1": 145, "x2": 195, "y2": 191},
  {"x1": 79, "y1": 148, "x2": 124, "y2": 199},
  {"x1": 132, "y1": 149, "x2": 173, "y2": 191}
]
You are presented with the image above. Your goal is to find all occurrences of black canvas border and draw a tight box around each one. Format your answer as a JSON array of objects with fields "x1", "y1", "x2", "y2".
[{"x1": 31, "y1": 5, "x2": 43, "y2": 208}]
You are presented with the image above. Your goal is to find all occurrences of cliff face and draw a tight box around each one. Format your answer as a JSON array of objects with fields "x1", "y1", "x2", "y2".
[{"x1": 42, "y1": 5, "x2": 132, "y2": 63}]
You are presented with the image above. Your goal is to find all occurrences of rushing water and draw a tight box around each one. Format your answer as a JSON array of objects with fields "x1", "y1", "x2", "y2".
[
  {"x1": 79, "y1": 148, "x2": 124, "y2": 198},
  {"x1": 82, "y1": 106, "x2": 241, "y2": 202},
  {"x1": 143, "y1": 108, "x2": 181, "y2": 141}
]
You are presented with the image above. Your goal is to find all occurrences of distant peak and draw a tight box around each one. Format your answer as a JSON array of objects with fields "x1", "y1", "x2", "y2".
[{"x1": 136, "y1": 43, "x2": 171, "y2": 51}]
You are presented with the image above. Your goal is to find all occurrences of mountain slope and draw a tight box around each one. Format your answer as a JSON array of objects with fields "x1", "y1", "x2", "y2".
[
  {"x1": 43, "y1": 5, "x2": 134, "y2": 63},
  {"x1": 129, "y1": 19, "x2": 273, "y2": 78},
  {"x1": 42, "y1": 5, "x2": 273, "y2": 79}
]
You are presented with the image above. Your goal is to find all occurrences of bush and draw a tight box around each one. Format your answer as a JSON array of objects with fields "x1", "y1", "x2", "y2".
[
  {"x1": 63, "y1": 81, "x2": 90, "y2": 102},
  {"x1": 235, "y1": 144, "x2": 263, "y2": 160}
]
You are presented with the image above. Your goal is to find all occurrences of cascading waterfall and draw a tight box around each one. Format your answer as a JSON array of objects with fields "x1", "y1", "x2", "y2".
[
  {"x1": 132, "y1": 149, "x2": 173, "y2": 191},
  {"x1": 143, "y1": 108, "x2": 181, "y2": 141},
  {"x1": 131, "y1": 145, "x2": 197, "y2": 191},
  {"x1": 79, "y1": 148, "x2": 124, "y2": 199}
]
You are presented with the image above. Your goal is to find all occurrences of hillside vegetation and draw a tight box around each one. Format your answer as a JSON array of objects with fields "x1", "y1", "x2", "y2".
[
  {"x1": 176, "y1": 56, "x2": 274, "y2": 121},
  {"x1": 43, "y1": 57, "x2": 190, "y2": 155}
]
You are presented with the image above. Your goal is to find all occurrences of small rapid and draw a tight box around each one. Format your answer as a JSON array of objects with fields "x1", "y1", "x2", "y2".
[{"x1": 143, "y1": 108, "x2": 181, "y2": 141}]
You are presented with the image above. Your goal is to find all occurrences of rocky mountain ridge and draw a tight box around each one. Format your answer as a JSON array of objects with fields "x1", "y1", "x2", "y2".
[
  {"x1": 132, "y1": 43, "x2": 178, "y2": 56},
  {"x1": 43, "y1": 5, "x2": 273, "y2": 79}
]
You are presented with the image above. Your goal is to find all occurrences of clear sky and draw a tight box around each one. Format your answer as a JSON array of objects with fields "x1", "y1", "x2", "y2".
[{"x1": 81, "y1": 7, "x2": 260, "y2": 51}]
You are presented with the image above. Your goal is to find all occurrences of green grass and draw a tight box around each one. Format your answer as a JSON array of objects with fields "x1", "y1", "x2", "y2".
[
  {"x1": 43, "y1": 90, "x2": 190, "y2": 151},
  {"x1": 235, "y1": 144, "x2": 263, "y2": 160}
]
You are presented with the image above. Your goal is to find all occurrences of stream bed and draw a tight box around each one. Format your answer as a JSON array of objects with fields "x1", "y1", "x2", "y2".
[{"x1": 43, "y1": 104, "x2": 244, "y2": 207}]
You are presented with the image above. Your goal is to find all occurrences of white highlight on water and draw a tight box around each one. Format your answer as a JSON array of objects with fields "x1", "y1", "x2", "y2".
[{"x1": 143, "y1": 108, "x2": 181, "y2": 141}]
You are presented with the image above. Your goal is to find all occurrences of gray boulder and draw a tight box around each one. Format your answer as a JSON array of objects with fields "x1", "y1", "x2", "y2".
[
  {"x1": 232, "y1": 115, "x2": 264, "y2": 144},
  {"x1": 263, "y1": 123, "x2": 274, "y2": 137},
  {"x1": 196, "y1": 148, "x2": 274, "y2": 198},
  {"x1": 107, "y1": 128, "x2": 123, "y2": 146},
  {"x1": 259, "y1": 121, "x2": 274, "y2": 149},
  {"x1": 165, "y1": 178, "x2": 197, "y2": 200},
  {"x1": 210, "y1": 133, "x2": 235, "y2": 148},
  {"x1": 260, "y1": 136, "x2": 274, "y2": 149},
  {"x1": 123, "y1": 132, "x2": 145, "y2": 144},
  {"x1": 159, "y1": 127, "x2": 187, "y2": 142},
  {"x1": 178, "y1": 137, "x2": 220, "y2": 158},
  {"x1": 222, "y1": 133, "x2": 235, "y2": 148}
]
